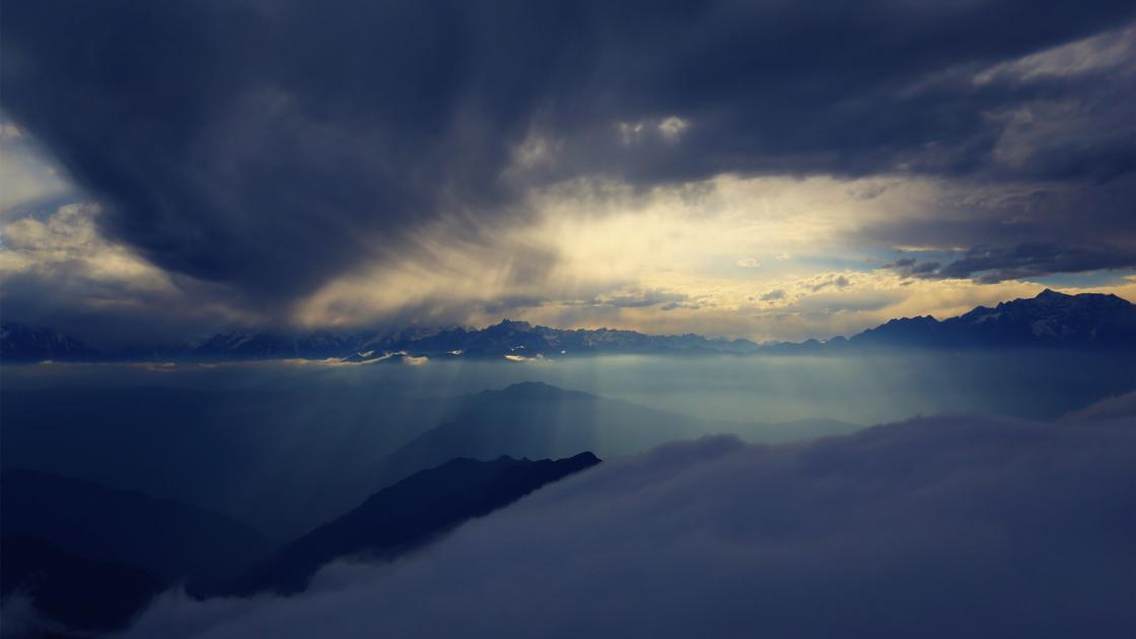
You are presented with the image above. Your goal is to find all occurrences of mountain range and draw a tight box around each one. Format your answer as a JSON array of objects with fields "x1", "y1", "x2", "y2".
[
  {"x1": 0, "y1": 323, "x2": 101, "y2": 362},
  {"x1": 2, "y1": 455, "x2": 599, "y2": 634},
  {"x1": 3, "y1": 290, "x2": 1135, "y2": 363},
  {"x1": 843, "y1": 288, "x2": 1136, "y2": 350}
]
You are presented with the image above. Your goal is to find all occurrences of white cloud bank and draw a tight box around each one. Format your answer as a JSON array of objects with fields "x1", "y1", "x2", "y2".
[{"x1": 125, "y1": 412, "x2": 1136, "y2": 638}]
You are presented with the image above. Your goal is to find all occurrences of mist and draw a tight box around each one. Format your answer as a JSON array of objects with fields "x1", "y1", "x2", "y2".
[
  {"x1": 123, "y1": 410, "x2": 1136, "y2": 638},
  {"x1": 5, "y1": 352, "x2": 1130, "y2": 537}
]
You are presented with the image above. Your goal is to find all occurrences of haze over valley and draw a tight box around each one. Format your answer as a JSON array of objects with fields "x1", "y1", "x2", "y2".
[{"x1": 3, "y1": 2, "x2": 1136, "y2": 637}]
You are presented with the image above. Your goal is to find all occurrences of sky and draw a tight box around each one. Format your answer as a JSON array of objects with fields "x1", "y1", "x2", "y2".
[{"x1": 2, "y1": 1, "x2": 1136, "y2": 347}]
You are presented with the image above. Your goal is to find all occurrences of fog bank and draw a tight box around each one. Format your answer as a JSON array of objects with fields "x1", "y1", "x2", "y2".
[{"x1": 126, "y1": 412, "x2": 1136, "y2": 638}]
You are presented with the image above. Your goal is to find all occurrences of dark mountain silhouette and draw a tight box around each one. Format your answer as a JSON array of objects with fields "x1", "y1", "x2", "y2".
[
  {"x1": 1, "y1": 536, "x2": 163, "y2": 634},
  {"x1": 190, "y1": 330, "x2": 366, "y2": 360},
  {"x1": 4, "y1": 290, "x2": 1133, "y2": 363},
  {"x1": 0, "y1": 322, "x2": 100, "y2": 362},
  {"x1": 2, "y1": 455, "x2": 599, "y2": 630},
  {"x1": 1, "y1": 471, "x2": 272, "y2": 634},
  {"x1": 1, "y1": 470, "x2": 270, "y2": 584},
  {"x1": 375, "y1": 382, "x2": 858, "y2": 489},
  {"x1": 845, "y1": 289, "x2": 1136, "y2": 350},
  {"x1": 205, "y1": 452, "x2": 601, "y2": 597},
  {"x1": 1, "y1": 386, "x2": 455, "y2": 542},
  {"x1": 1, "y1": 383, "x2": 855, "y2": 546}
]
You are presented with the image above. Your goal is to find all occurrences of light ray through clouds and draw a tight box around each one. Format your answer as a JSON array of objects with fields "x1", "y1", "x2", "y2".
[
  {"x1": 3, "y1": 4, "x2": 1136, "y2": 637},
  {"x1": 1, "y1": 3, "x2": 1135, "y2": 345}
]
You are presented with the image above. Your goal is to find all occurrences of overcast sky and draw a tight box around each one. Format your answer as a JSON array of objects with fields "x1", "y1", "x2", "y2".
[{"x1": 2, "y1": 1, "x2": 1135, "y2": 346}]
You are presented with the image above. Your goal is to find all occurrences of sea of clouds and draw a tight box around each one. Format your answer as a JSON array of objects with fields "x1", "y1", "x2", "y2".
[{"x1": 120, "y1": 405, "x2": 1136, "y2": 638}]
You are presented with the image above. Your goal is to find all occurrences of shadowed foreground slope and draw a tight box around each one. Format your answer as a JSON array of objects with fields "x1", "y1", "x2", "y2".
[
  {"x1": 205, "y1": 452, "x2": 601, "y2": 597},
  {"x1": 0, "y1": 470, "x2": 268, "y2": 584}
]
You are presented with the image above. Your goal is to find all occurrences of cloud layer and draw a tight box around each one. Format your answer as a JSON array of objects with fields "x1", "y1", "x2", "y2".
[
  {"x1": 2, "y1": 3, "x2": 1136, "y2": 343},
  {"x1": 2, "y1": 3, "x2": 1136, "y2": 311},
  {"x1": 127, "y1": 413, "x2": 1136, "y2": 638}
]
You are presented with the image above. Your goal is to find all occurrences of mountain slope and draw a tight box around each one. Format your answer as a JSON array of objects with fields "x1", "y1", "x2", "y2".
[
  {"x1": 0, "y1": 322, "x2": 100, "y2": 362},
  {"x1": 1, "y1": 470, "x2": 270, "y2": 584},
  {"x1": 1, "y1": 536, "x2": 163, "y2": 633},
  {"x1": 1, "y1": 385, "x2": 454, "y2": 542},
  {"x1": 208, "y1": 452, "x2": 601, "y2": 597},
  {"x1": 191, "y1": 330, "x2": 366, "y2": 360},
  {"x1": 374, "y1": 382, "x2": 859, "y2": 488}
]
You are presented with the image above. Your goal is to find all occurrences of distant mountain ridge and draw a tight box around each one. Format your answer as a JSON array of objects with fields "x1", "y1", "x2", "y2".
[
  {"x1": 187, "y1": 319, "x2": 762, "y2": 361},
  {"x1": 844, "y1": 289, "x2": 1136, "y2": 350},
  {"x1": 374, "y1": 382, "x2": 859, "y2": 489},
  {"x1": 739, "y1": 289, "x2": 1136, "y2": 354},
  {"x1": 0, "y1": 319, "x2": 762, "y2": 362},
  {"x1": 0, "y1": 322, "x2": 101, "y2": 362},
  {"x1": 3, "y1": 289, "x2": 1134, "y2": 362}
]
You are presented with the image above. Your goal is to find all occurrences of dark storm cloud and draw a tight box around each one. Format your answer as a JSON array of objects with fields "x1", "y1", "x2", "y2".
[
  {"x1": 873, "y1": 169, "x2": 1136, "y2": 282},
  {"x1": 885, "y1": 257, "x2": 943, "y2": 277},
  {"x1": 0, "y1": 266, "x2": 242, "y2": 350},
  {"x1": 4, "y1": 0, "x2": 1135, "y2": 306},
  {"x1": 940, "y1": 243, "x2": 1136, "y2": 282},
  {"x1": 886, "y1": 243, "x2": 1136, "y2": 283},
  {"x1": 126, "y1": 413, "x2": 1136, "y2": 638}
]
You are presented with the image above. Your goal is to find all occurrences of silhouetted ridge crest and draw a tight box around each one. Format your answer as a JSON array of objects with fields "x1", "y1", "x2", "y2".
[
  {"x1": 4, "y1": 290, "x2": 1133, "y2": 361},
  {"x1": 205, "y1": 452, "x2": 601, "y2": 597},
  {"x1": 843, "y1": 289, "x2": 1136, "y2": 350}
]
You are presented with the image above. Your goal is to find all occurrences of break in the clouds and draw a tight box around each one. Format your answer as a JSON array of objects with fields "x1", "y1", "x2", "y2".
[
  {"x1": 2, "y1": 1, "x2": 1136, "y2": 343},
  {"x1": 125, "y1": 411, "x2": 1136, "y2": 638}
]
